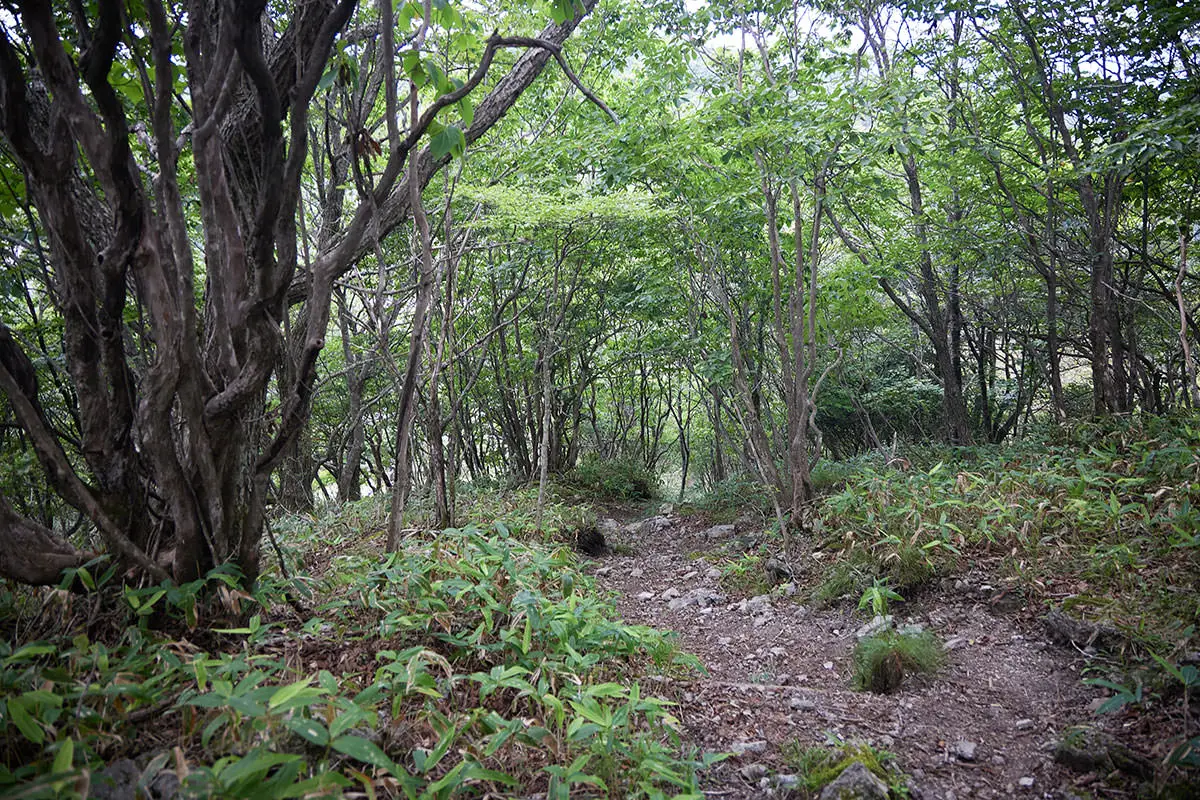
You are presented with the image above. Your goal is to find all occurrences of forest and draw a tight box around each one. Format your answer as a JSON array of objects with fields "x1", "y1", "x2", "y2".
[{"x1": 0, "y1": 0, "x2": 1197, "y2": 797}]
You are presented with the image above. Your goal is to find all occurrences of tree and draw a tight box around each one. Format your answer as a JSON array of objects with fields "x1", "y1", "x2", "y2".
[{"x1": 0, "y1": 0, "x2": 600, "y2": 586}]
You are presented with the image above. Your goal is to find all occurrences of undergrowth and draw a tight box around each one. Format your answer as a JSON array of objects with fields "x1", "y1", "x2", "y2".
[
  {"x1": 566, "y1": 455, "x2": 660, "y2": 501},
  {"x1": 816, "y1": 415, "x2": 1200, "y2": 656},
  {"x1": 1, "y1": 506, "x2": 716, "y2": 798}
]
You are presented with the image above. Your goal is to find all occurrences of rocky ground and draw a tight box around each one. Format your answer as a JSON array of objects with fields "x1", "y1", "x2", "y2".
[{"x1": 586, "y1": 510, "x2": 1146, "y2": 799}]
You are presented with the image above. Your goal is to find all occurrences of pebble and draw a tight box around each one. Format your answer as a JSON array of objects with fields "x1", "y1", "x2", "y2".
[
  {"x1": 718, "y1": 637, "x2": 732, "y2": 646},
  {"x1": 952, "y1": 740, "x2": 977, "y2": 762},
  {"x1": 823, "y1": 661, "x2": 834, "y2": 670},
  {"x1": 1018, "y1": 777, "x2": 1035, "y2": 788},
  {"x1": 789, "y1": 696, "x2": 816, "y2": 711},
  {"x1": 595, "y1": 566, "x2": 612, "y2": 576},
  {"x1": 855, "y1": 614, "x2": 893, "y2": 640},
  {"x1": 661, "y1": 587, "x2": 681, "y2": 600},
  {"x1": 1015, "y1": 718, "x2": 1034, "y2": 730},
  {"x1": 944, "y1": 636, "x2": 967, "y2": 651},
  {"x1": 629, "y1": 568, "x2": 644, "y2": 578},
  {"x1": 990, "y1": 754, "x2": 1006, "y2": 766},
  {"x1": 730, "y1": 740, "x2": 768, "y2": 755},
  {"x1": 681, "y1": 570, "x2": 698, "y2": 580},
  {"x1": 705, "y1": 567, "x2": 721, "y2": 580},
  {"x1": 739, "y1": 763, "x2": 769, "y2": 781},
  {"x1": 636, "y1": 591, "x2": 655, "y2": 600},
  {"x1": 775, "y1": 774, "x2": 800, "y2": 789}
]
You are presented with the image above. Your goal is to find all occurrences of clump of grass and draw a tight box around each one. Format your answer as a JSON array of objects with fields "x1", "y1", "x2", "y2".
[
  {"x1": 680, "y1": 473, "x2": 772, "y2": 523},
  {"x1": 852, "y1": 629, "x2": 945, "y2": 693},
  {"x1": 811, "y1": 559, "x2": 874, "y2": 607},
  {"x1": 779, "y1": 739, "x2": 904, "y2": 794},
  {"x1": 566, "y1": 454, "x2": 659, "y2": 500},
  {"x1": 717, "y1": 549, "x2": 773, "y2": 598}
]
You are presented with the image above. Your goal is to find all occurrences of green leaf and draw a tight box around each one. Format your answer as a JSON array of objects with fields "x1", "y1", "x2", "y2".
[
  {"x1": 269, "y1": 677, "x2": 318, "y2": 709},
  {"x1": 331, "y1": 735, "x2": 401, "y2": 774},
  {"x1": 429, "y1": 124, "x2": 466, "y2": 159},
  {"x1": 458, "y1": 98, "x2": 475, "y2": 128},
  {"x1": 285, "y1": 717, "x2": 330, "y2": 747},
  {"x1": 317, "y1": 66, "x2": 337, "y2": 92},
  {"x1": 7, "y1": 697, "x2": 44, "y2": 744},
  {"x1": 51, "y1": 738, "x2": 74, "y2": 774},
  {"x1": 6, "y1": 644, "x2": 56, "y2": 664}
]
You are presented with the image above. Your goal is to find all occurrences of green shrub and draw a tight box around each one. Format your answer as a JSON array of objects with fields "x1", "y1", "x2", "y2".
[
  {"x1": 683, "y1": 473, "x2": 772, "y2": 523},
  {"x1": 1, "y1": 522, "x2": 713, "y2": 798},
  {"x1": 567, "y1": 455, "x2": 660, "y2": 501},
  {"x1": 852, "y1": 629, "x2": 944, "y2": 693}
]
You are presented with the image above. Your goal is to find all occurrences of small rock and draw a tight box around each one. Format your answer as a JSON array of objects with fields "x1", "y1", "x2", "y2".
[
  {"x1": 732, "y1": 534, "x2": 761, "y2": 552},
  {"x1": 636, "y1": 591, "x2": 655, "y2": 600},
  {"x1": 595, "y1": 566, "x2": 612, "y2": 576},
  {"x1": 855, "y1": 615, "x2": 893, "y2": 640},
  {"x1": 943, "y1": 636, "x2": 967, "y2": 651},
  {"x1": 775, "y1": 774, "x2": 801, "y2": 789},
  {"x1": 896, "y1": 622, "x2": 925, "y2": 636},
  {"x1": 790, "y1": 696, "x2": 816, "y2": 711},
  {"x1": 764, "y1": 557, "x2": 793, "y2": 582},
  {"x1": 819, "y1": 761, "x2": 889, "y2": 800},
  {"x1": 705, "y1": 566, "x2": 721, "y2": 580},
  {"x1": 823, "y1": 661, "x2": 834, "y2": 670},
  {"x1": 718, "y1": 637, "x2": 732, "y2": 646},
  {"x1": 1018, "y1": 777, "x2": 1034, "y2": 788},
  {"x1": 1015, "y1": 718, "x2": 1034, "y2": 730},
  {"x1": 731, "y1": 740, "x2": 769, "y2": 756},
  {"x1": 952, "y1": 740, "x2": 977, "y2": 762},
  {"x1": 639, "y1": 516, "x2": 671, "y2": 535},
  {"x1": 661, "y1": 587, "x2": 681, "y2": 600},
  {"x1": 990, "y1": 754, "x2": 1006, "y2": 766},
  {"x1": 702, "y1": 523, "x2": 736, "y2": 539},
  {"x1": 739, "y1": 763, "x2": 769, "y2": 781},
  {"x1": 91, "y1": 760, "x2": 140, "y2": 800},
  {"x1": 629, "y1": 568, "x2": 644, "y2": 578}
]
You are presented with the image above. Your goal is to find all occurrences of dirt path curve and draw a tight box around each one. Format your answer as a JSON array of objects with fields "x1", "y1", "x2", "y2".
[{"x1": 588, "y1": 512, "x2": 1096, "y2": 799}]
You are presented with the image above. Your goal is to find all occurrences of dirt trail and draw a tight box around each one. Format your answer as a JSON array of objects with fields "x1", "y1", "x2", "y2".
[{"x1": 589, "y1": 512, "x2": 1098, "y2": 799}]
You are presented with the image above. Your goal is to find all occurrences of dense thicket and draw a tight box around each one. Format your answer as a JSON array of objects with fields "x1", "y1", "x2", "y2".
[{"x1": 1, "y1": 0, "x2": 1197, "y2": 584}]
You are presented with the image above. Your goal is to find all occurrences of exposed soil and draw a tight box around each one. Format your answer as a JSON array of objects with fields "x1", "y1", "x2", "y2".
[{"x1": 587, "y1": 510, "x2": 1153, "y2": 799}]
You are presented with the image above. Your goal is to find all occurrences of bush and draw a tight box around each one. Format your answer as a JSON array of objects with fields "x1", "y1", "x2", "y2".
[
  {"x1": 852, "y1": 629, "x2": 944, "y2": 693},
  {"x1": 683, "y1": 473, "x2": 772, "y2": 523},
  {"x1": 567, "y1": 455, "x2": 659, "y2": 501}
]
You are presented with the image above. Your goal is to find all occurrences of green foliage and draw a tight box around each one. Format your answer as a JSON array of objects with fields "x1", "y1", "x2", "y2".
[
  {"x1": 1, "y1": 517, "x2": 712, "y2": 798},
  {"x1": 567, "y1": 455, "x2": 660, "y2": 501},
  {"x1": 682, "y1": 474, "x2": 772, "y2": 524},
  {"x1": 811, "y1": 559, "x2": 875, "y2": 608},
  {"x1": 858, "y1": 578, "x2": 902, "y2": 618},
  {"x1": 852, "y1": 629, "x2": 945, "y2": 694},
  {"x1": 817, "y1": 417, "x2": 1200, "y2": 651},
  {"x1": 716, "y1": 549, "x2": 772, "y2": 599}
]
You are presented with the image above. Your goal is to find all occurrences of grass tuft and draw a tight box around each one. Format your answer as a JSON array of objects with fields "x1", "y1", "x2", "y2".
[{"x1": 852, "y1": 629, "x2": 945, "y2": 693}]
